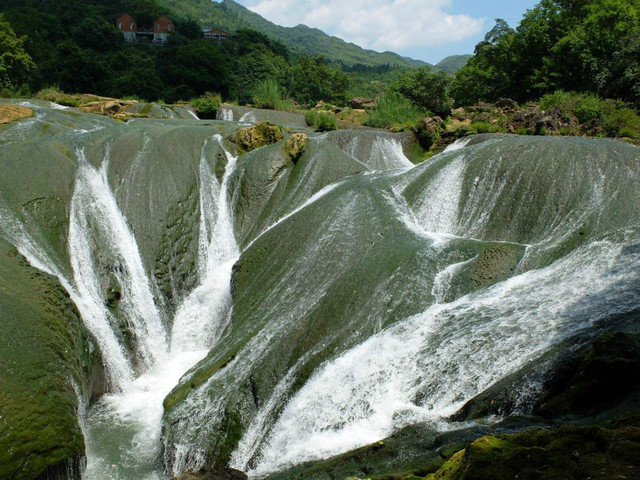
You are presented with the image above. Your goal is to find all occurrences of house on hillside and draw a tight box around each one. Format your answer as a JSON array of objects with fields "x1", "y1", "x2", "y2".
[
  {"x1": 203, "y1": 28, "x2": 229, "y2": 41},
  {"x1": 116, "y1": 14, "x2": 175, "y2": 44},
  {"x1": 117, "y1": 13, "x2": 137, "y2": 42},
  {"x1": 153, "y1": 16, "x2": 175, "y2": 44}
]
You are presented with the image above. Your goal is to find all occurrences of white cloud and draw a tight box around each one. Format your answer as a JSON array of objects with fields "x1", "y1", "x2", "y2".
[{"x1": 244, "y1": 0, "x2": 484, "y2": 52}]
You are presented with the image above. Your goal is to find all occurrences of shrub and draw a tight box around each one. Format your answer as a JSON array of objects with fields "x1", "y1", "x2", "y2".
[
  {"x1": 391, "y1": 66, "x2": 452, "y2": 118},
  {"x1": 305, "y1": 110, "x2": 337, "y2": 132},
  {"x1": 539, "y1": 91, "x2": 610, "y2": 123},
  {"x1": 364, "y1": 92, "x2": 424, "y2": 129},
  {"x1": 192, "y1": 93, "x2": 221, "y2": 117},
  {"x1": 58, "y1": 96, "x2": 79, "y2": 107},
  {"x1": 470, "y1": 122, "x2": 498, "y2": 134},
  {"x1": 603, "y1": 108, "x2": 640, "y2": 138}
]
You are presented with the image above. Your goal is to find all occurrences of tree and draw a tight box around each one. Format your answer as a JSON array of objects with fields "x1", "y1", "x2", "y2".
[
  {"x1": 450, "y1": 0, "x2": 640, "y2": 106},
  {"x1": 286, "y1": 56, "x2": 351, "y2": 105},
  {"x1": 0, "y1": 14, "x2": 35, "y2": 89},
  {"x1": 392, "y1": 66, "x2": 452, "y2": 118}
]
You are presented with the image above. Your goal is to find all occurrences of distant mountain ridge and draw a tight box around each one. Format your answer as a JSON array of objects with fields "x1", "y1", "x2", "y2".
[
  {"x1": 435, "y1": 54, "x2": 472, "y2": 74},
  {"x1": 158, "y1": 0, "x2": 428, "y2": 68}
]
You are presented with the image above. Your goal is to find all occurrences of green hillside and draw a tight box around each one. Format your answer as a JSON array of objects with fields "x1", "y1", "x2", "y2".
[
  {"x1": 158, "y1": 0, "x2": 427, "y2": 68},
  {"x1": 435, "y1": 54, "x2": 472, "y2": 74}
]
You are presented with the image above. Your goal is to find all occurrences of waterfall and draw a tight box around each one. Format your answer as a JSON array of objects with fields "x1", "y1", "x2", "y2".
[
  {"x1": 80, "y1": 137, "x2": 240, "y2": 480},
  {"x1": 218, "y1": 108, "x2": 234, "y2": 122},
  {"x1": 69, "y1": 148, "x2": 167, "y2": 383},
  {"x1": 240, "y1": 111, "x2": 257, "y2": 124},
  {"x1": 170, "y1": 136, "x2": 240, "y2": 353},
  {"x1": 248, "y1": 232, "x2": 640, "y2": 475}
]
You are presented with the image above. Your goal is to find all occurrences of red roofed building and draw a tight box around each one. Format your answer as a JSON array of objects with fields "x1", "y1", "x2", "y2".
[
  {"x1": 203, "y1": 29, "x2": 229, "y2": 41},
  {"x1": 117, "y1": 14, "x2": 137, "y2": 42},
  {"x1": 116, "y1": 14, "x2": 176, "y2": 44}
]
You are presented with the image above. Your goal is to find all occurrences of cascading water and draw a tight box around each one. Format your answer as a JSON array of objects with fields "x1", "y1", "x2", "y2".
[
  {"x1": 79, "y1": 135, "x2": 240, "y2": 480},
  {"x1": 3, "y1": 102, "x2": 640, "y2": 480},
  {"x1": 69, "y1": 147, "x2": 167, "y2": 383}
]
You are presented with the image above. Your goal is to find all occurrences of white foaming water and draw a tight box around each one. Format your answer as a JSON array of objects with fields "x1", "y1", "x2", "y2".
[
  {"x1": 411, "y1": 155, "x2": 466, "y2": 235},
  {"x1": 219, "y1": 108, "x2": 234, "y2": 122},
  {"x1": 240, "y1": 111, "x2": 257, "y2": 123},
  {"x1": 250, "y1": 235, "x2": 640, "y2": 475},
  {"x1": 171, "y1": 137, "x2": 239, "y2": 353},
  {"x1": 69, "y1": 148, "x2": 167, "y2": 379},
  {"x1": 443, "y1": 137, "x2": 471, "y2": 152},
  {"x1": 431, "y1": 256, "x2": 477, "y2": 303},
  {"x1": 369, "y1": 137, "x2": 414, "y2": 170},
  {"x1": 82, "y1": 137, "x2": 241, "y2": 480}
]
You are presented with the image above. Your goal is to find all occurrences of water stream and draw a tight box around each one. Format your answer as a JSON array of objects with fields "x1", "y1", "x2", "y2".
[
  {"x1": 74, "y1": 137, "x2": 239, "y2": 480},
  {"x1": 2, "y1": 105, "x2": 639, "y2": 480}
]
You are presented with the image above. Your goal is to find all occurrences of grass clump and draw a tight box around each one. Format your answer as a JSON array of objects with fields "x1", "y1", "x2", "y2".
[
  {"x1": 603, "y1": 107, "x2": 640, "y2": 138},
  {"x1": 305, "y1": 110, "x2": 338, "y2": 132},
  {"x1": 364, "y1": 91, "x2": 424, "y2": 129}
]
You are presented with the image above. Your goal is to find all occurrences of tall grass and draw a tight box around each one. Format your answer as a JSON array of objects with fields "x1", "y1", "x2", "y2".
[
  {"x1": 364, "y1": 91, "x2": 425, "y2": 128},
  {"x1": 539, "y1": 91, "x2": 609, "y2": 123},
  {"x1": 305, "y1": 110, "x2": 337, "y2": 131},
  {"x1": 253, "y1": 78, "x2": 288, "y2": 110}
]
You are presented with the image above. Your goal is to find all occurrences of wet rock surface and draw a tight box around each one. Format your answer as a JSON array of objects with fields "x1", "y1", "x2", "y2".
[{"x1": 236, "y1": 122, "x2": 284, "y2": 153}]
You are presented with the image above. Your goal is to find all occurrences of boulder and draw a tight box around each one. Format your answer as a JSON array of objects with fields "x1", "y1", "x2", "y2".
[
  {"x1": 80, "y1": 100, "x2": 138, "y2": 116},
  {"x1": 473, "y1": 111, "x2": 499, "y2": 125},
  {"x1": 348, "y1": 97, "x2": 377, "y2": 109},
  {"x1": 284, "y1": 133, "x2": 308, "y2": 163},
  {"x1": 236, "y1": 122, "x2": 284, "y2": 153},
  {"x1": 421, "y1": 116, "x2": 444, "y2": 134},
  {"x1": 495, "y1": 98, "x2": 519, "y2": 109}
]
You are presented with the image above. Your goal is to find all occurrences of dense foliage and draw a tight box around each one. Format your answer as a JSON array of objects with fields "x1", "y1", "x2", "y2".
[
  {"x1": 0, "y1": 13, "x2": 34, "y2": 90},
  {"x1": 451, "y1": 0, "x2": 640, "y2": 106},
  {"x1": 0, "y1": 0, "x2": 352, "y2": 105},
  {"x1": 158, "y1": 0, "x2": 426, "y2": 68}
]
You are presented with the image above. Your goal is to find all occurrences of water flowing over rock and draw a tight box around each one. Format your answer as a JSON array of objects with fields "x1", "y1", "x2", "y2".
[{"x1": 1, "y1": 99, "x2": 640, "y2": 480}]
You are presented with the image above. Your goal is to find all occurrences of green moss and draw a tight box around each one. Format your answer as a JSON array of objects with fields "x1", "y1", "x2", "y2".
[
  {"x1": 0, "y1": 239, "x2": 104, "y2": 480},
  {"x1": 428, "y1": 416, "x2": 640, "y2": 480},
  {"x1": 236, "y1": 122, "x2": 284, "y2": 153}
]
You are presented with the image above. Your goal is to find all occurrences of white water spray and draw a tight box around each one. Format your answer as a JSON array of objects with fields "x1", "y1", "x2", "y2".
[{"x1": 82, "y1": 137, "x2": 240, "y2": 480}]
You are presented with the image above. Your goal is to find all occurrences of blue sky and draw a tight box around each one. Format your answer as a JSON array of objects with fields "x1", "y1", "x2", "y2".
[{"x1": 230, "y1": 0, "x2": 540, "y2": 64}]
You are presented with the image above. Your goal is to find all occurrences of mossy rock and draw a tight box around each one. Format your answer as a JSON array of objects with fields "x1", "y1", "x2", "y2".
[
  {"x1": 452, "y1": 327, "x2": 640, "y2": 423},
  {"x1": 236, "y1": 122, "x2": 284, "y2": 153},
  {"x1": 0, "y1": 239, "x2": 105, "y2": 480},
  {"x1": 427, "y1": 414, "x2": 640, "y2": 480},
  {"x1": 284, "y1": 133, "x2": 308, "y2": 163}
]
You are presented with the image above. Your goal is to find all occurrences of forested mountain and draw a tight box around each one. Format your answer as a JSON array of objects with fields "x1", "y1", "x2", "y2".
[
  {"x1": 435, "y1": 54, "x2": 472, "y2": 74},
  {"x1": 0, "y1": 0, "x2": 357, "y2": 104},
  {"x1": 157, "y1": 0, "x2": 428, "y2": 67}
]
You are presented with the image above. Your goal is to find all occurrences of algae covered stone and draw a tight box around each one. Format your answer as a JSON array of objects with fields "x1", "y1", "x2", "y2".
[
  {"x1": 236, "y1": 122, "x2": 284, "y2": 153},
  {"x1": 284, "y1": 133, "x2": 308, "y2": 163},
  {"x1": 0, "y1": 239, "x2": 104, "y2": 480}
]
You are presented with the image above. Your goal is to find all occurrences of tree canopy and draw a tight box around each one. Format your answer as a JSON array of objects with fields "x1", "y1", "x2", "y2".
[
  {"x1": 0, "y1": 13, "x2": 34, "y2": 89},
  {"x1": 451, "y1": 0, "x2": 640, "y2": 106}
]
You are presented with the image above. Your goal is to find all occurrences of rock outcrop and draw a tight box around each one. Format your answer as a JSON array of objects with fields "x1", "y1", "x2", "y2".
[
  {"x1": 348, "y1": 97, "x2": 377, "y2": 110},
  {"x1": 236, "y1": 122, "x2": 284, "y2": 153},
  {"x1": 283, "y1": 132, "x2": 308, "y2": 163},
  {"x1": 170, "y1": 467, "x2": 248, "y2": 480}
]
